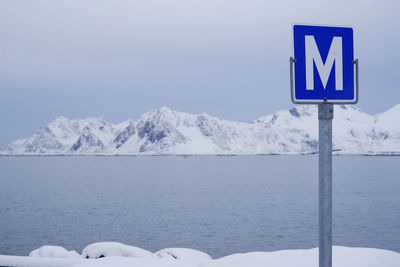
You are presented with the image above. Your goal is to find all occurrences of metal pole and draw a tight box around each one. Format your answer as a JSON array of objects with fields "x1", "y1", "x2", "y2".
[{"x1": 318, "y1": 103, "x2": 333, "y2": 267}]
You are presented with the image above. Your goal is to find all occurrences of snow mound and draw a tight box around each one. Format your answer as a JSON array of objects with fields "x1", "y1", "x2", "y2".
[
  {"x1": 71, "y1": 246, "x2": 400, "y2": 266},
  {"x1": 29, "y1": 245, "x2": 81, "y2": 258},
  {"x1": 213, "y1": 246, "x2": 400, "y2": 267},
  {"x1": 1, "y1": 246, "x2": 400, "y2": 267},
  {"x1": 155, "y1": 248, "x2": 212, "y2": 261},
  {"x1": 82, "y1": 242, "x2": 155, "y2": 259},
  {"x1": 75, "y1": 246, "x2": 400, "y2": 267},
  {"x1": 72, "y1": 257, "x2": 196, "y2": 267}
]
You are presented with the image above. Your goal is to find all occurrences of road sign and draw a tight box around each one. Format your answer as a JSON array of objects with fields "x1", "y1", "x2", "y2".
[
  {"x1": 290, "y1": 24, "x2": 358, "y2": 104},
  {"x1": 289, "y1": 24, "x2": 359, "y2": 267}
]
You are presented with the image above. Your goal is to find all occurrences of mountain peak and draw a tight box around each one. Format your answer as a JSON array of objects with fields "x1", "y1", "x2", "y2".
[
  {"x1": 381, "y1": 104, "x2": 400, "y2": 115},
  {"x1": 158, "y1": 106, "x2": 173, "y2": 113},
  {"x1": 138, "y1": 106, "x2": 180, "y2": 124},
  {"x1": 53, "y1": 115, "x2": 70, "y2": 121}
]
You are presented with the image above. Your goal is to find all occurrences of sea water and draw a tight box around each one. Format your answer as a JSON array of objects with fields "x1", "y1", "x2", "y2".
[{"x1": 0, "y1": 155, "x2": 399, "y2": 258}]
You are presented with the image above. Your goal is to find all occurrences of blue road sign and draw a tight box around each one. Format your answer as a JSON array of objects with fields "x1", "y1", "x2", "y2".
[{"x1": 290, "y1": 25, "x2": 358, "y2": 104}]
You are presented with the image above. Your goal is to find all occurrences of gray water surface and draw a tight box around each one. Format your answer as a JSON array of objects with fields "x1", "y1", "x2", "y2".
[{"x1": 0, "y1": 155, "x2": 399, "y2": 258}]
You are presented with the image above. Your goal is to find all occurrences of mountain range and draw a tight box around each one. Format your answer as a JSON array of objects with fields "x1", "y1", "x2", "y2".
[{"x1": 1, "y1": 105, "x2": 399, "y2": 155}]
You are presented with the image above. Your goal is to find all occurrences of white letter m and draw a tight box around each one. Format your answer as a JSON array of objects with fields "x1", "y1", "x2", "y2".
[{"x1": 305, "y1": 35, "x2": 343, "y2": 91}]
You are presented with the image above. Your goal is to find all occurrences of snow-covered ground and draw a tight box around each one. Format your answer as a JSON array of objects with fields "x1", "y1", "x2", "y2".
[
  {"x1": 0, "y1": 243, "x2": 399, "y2": 267},
  {"x1": 1, "y1": 105, "x2": 400, "y2": 155}
]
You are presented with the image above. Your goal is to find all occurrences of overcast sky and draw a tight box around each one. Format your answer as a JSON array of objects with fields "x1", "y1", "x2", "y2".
[{"x1": 1, "y1": 0, "x2": 399, "y2": 146}]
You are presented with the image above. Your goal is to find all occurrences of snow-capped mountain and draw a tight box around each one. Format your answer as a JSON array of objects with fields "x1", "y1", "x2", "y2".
[{"x1": 1, "y1": 105, "x2": 399, "y2": 155}]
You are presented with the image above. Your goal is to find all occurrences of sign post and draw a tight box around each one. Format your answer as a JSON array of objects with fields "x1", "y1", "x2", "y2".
[
  {"x1": 290, "y1": 24, "x2": 358, "y2": 267},
  {"x1": 318, "y1": 103, "x2": 333, "y2": 267}
]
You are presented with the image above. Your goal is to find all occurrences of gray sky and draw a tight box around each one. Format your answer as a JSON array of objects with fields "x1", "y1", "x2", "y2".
[{"x1": 1, "y1": 0, "x2": 399, "y2": 146}]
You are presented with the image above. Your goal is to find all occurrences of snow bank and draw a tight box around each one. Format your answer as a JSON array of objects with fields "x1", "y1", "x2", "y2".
[
  {"x1": 0, "y1": 255, "x2": 86, "y2": 267},
  {"x1": 72, "y1": 257, "x2": 197, "y2": 267},
  {"x1": 210, "y1": 246, "x2": 400, "y2": 267},
  {"x1": 82, "y1": 242, "x2": 155, "y2": 259},
  {"x1": 155, "y1": 247, "x2": 212, "y2": 261},
  {"x1": 29, "y1": 245, "x2": 81, "y2": 258},
  {"x1": 1, "y1": 245, "x2": 399, "y2": 267},
  {"x1": 74, "y1": 246, "x2": 400, "y2": 267}
]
